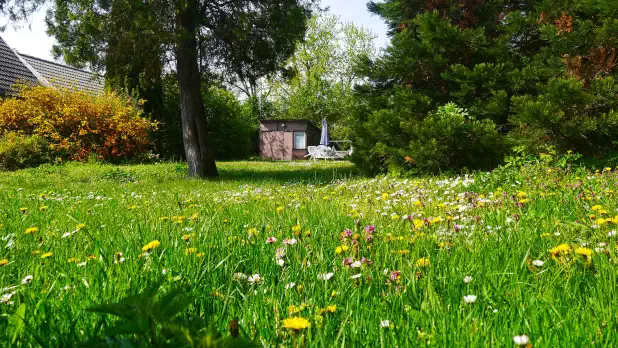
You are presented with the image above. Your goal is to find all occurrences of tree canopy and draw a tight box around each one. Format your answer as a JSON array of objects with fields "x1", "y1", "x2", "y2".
[
  {"x1": 352, "y1": 0, "x2": 618, "y2": 174},
  {"x1": 37, "y1": 0, "x2": 313, "y2": 177}
]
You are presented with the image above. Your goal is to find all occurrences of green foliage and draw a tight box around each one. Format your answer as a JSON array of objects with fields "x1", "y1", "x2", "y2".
[
  {"x1": 355, "y1": 0, "x2": 618, "y2": 174},
  {"x1": 0, "y1": 132, "x2": 50, "y2": 171},
  {"x1": 85, "y1": 279, "x2": 257, "y2": 347},
  {"x1": 409, "y1": 103, "x2": 504, "y2": 172},
  {"x1": 162, "y1": 77, "x2": 257, "y2": 160},
  {"x1": 269, "y1": 13, "x2": 376, "y2": 140},
  {"x1": 203, "y1": 87, "x2": 258, "y2": 160}
]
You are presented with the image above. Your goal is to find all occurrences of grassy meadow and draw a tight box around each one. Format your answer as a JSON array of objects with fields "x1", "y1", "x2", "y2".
[{"x1": 1, "y1": 159, "x2": 618, "y2": 346}]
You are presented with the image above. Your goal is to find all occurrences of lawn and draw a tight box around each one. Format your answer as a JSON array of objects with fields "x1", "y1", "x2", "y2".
[{"x1": 1, "y1": 160, "x2": 617, "y2": 346}]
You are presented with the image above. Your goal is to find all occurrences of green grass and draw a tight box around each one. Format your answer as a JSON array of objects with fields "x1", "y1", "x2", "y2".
[{"x1": 1, "y1": 160, "x2": 618, "y2": 346}]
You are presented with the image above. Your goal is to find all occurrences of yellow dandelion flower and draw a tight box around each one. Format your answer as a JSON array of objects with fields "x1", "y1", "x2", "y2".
[
  {"x1": 413, "y1": 219, "x2": 424, "y2": 229},
  {"x1": 276, "y1": 206, "x2": 284, "y2": 213},
  {"x1": 20, "y1": 207, "x2": 28, "y2": 214},
  {"x1": 291, "y1": 225, "x2": 302, "y2": 233},
  {"x1": 185, "y1": 247, "x2": 197, "y2": 255},
  {"x1": 25, "y1": 227, "x2": 38, "y2": 235},
  {"x1": 142, "y1": 240, "x2": 161, "y2": 252},
  {"x1": 319, "y1": 305, "x2": 337, "y2": 314},
  {"x1": 575, "y1": 247, "x2": 593, "y2": 257},
  {"x1": 39, "y1": 205, "x2": 48, "y2": 212},
  {"x1": 182, "y1": 234, "x2": 192, "y2": 241},
  {"x1": 76, "y1": 223, "x2": 86, "y2": 230},
  {"x1": 67, "y1": 257, "x2": 80, "y2": 263},
  {"x1": 196, "y1": 252, "x2": 205, "y2": 257},
  {"x1": 282, "y1": 317, "x2": 311, "y2": 330},
  {"x1": 415, "y1": 257, "x2": 431, "y2": 267},
  {"x1": 0, "y1": 259, "x2": 8, "y2": 266},
  {"x1": 592, "y1": 205, "x2": 603, "y2": 211},
  {"x1": 335, "y1": 245, "x2": 349, "y2": 254},
  {"x1": 549, "y1": 244, "x2": 571, "y2": 260},
  {"x1": 87, "y1": 255, "x2": 97, "y2": 260},
  {"x1": 41, "y1": 252, "x2": 53, "y2": 259},
  {"x1": 331, "y1": 290, "x2": 337, "y2": 297}
]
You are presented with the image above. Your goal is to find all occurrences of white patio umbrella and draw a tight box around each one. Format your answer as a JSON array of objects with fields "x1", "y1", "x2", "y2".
[{"x1": 320, "y1": 118, "x2": 330, "y2": 146}]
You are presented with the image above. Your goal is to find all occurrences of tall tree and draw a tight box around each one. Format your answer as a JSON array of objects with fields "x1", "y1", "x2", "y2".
[
  {"x1": 352, "y1": 0, "x2": 618, "y2": 174},
  {"x1": 269, "y1": 13, "x2": 376, "y2": 139},
  {"x1": 10, "y1": 0, "x2": 312, "y2": 177}
]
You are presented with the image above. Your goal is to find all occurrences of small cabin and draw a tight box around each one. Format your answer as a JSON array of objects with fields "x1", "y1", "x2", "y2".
[{"x1": 260, "y1": 120, "x2": 321, "y2": 160}]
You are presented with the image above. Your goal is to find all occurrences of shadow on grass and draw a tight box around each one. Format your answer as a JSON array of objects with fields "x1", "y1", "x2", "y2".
[{"x1": 214, "y1": 162, "x2": 362, "y2": 184}]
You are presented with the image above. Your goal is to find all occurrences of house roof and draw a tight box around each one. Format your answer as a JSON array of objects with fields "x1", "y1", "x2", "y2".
[
  {"x1": 20, "y1": 54, "x2": 104, "y2": 95},
  {"x1": 0, "y1": 36, "x2": 39, "y2": 96},
  {"x1": 0, "y1": 36, "x2": 105, "y2": 96}
]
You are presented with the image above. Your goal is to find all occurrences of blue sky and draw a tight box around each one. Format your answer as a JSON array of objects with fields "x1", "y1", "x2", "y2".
[{"x1": 1, "y1": 0, "x2": 388, "y2": 63}]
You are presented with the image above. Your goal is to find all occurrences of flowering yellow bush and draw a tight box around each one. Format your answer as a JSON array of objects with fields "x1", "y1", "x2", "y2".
[{"x1": 0, "y1": 86, "x2": 157, "y2": 161}]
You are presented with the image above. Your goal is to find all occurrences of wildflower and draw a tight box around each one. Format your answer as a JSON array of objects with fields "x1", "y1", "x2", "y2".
[
  {"x1": 39, "y1": 205, "x2": 48, "y2": 212},
  {"x1": 76, "y1": 223, "x2": 86, "y2": 230},
  {"x1": 21, "y1": 275, "x2": 33, "y2": 285},
  {"x1": 233, "y1": 273, "x2": 247, "y2": 281},
  {"x1": 0, "y1": 259, "x2": 7, "y2": 266},
  {"x1": 463, "y1": 295, "x2": 477, "y2": 304},
  {"x1": 342, "y1": 257, "x2": 354, "y2": 266},
  {"x1": 185, "y1": 247, "x2": 197, "y2": 255},
  {"x1": 24, "y1": 227, "x2": 38, "y2": 235},
  {"x1": 575, "y1": 247, "x2": 594, "y2": 262},
  {"x1": 68, "y1": 257, "x2": 80, "y2": 263},
  {"x1": 463, "y1": 275, "x2": 473, "y2": 284},
  {"x1": 247, "y1": 274, "x2": 262, "y2": 284},
  {"x1": 351, "y1": 273, "x2": 362, "y2": 279},
  {"x1": 20, "y1": 207, "x2": 28, "y2": 214},
  {"x1": 415, "y1": 257, "x2": 430, "y2": 268},
  {"x1": 549, "y1": 244, "x2": 571, "y2": 260},
  {"x1": 285, "y1": 282, "x2": 296, "y2": 290},
  {"x1": 513, "y1": 335, "x2": 530, "y2": 346},
  {"x1": 182, "y1": 234, "x2": 192, "y2": 242},
  {"x1": 196, "y1": 252, "x2": 205, "y2": 257},
  {"x1": 331, "y1": 290, "x2": 337, "y2": 297},
  {"x1": 532, "y1": 260, "x2": 544, "y2": 267},
  {"x1": 114, "y1": 252, "x2": 125, "y2": 264},
  {"x1": 380, "y1": 320, "x2": 390, "y2": 328},
  {"x1": 276, "y1": 259, "x2": 285, "y2": 267},
  {"x1": 335, "y1": 245, "x2": 349, "y2": 254},
  {"x1": 609, "y1": 230, "x2": 617, "y2": 237},
  {"x1": 266, "y1": 236, "x2": 277, "y2": 244},
  {"x1": 275, "y1": 247, "x2": 286, "y2": 259},
  {"x1": 276, "y1": 206, "x2": 284, "y2": 213},
  {"x1": 77, "y1": 262, "x2": 87, "y2": 267},
  {"x1": 390, "y1": 270, "x2": 401, "y2": 282},
  {"x1": 317, "y1": 272, "x2": 334, "y2": 281},
  {"x1": 282, "y1": 317, "x2": 310, "y2": 330},
  {"x1": 341, "y1": 229, "x2": 353, "y2": 239},
  {"x1": 350, "y1": 261, "x2": 362, "y2": 268},
  {"x1": 291, "y1": 225, "x2": 302, "y2": 234},
  {"x1": 591, "y1": 205, "x2": 603, "y2": 211},
  {"x1": 282, "y1": 238, "x2": 297, "y2": 245},
  {"x1": 142, "y1": 240, "x2": 161, "y2": 252},
  {"x1": 320, "y1": 305, "x2": 337, "y2": 314},
  {"x1": 0, "y1": 292, "x2": 15, "y2": 304},
  {"x1": 41, "y1": 252, "x2": 53, "y2": 259}
]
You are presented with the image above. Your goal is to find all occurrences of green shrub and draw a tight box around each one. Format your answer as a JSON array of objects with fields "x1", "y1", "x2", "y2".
[
  {"x1": 0, "y1": 132, "x2": 51, "y2": 171},
  {"x1": 409, "y1": 103, "x2": 504, "y2": 172},
  {"x1": 352, "y1": 102, "x2": 505, "y2": 174}
]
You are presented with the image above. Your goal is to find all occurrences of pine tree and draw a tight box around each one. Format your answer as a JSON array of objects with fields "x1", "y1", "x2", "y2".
[{"x1": 354, "y1": 0, "x2": 618, "y2": 173}]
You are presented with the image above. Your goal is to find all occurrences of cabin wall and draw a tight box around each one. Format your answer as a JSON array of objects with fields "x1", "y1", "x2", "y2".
[{"x1": 260, "y1": 131, "x2": 293, "y2": 160}]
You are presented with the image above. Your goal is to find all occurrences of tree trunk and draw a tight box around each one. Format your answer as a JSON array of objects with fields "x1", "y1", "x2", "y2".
[{"x1": 176, "y1": 0, "x2": 218, "y2": 177}]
